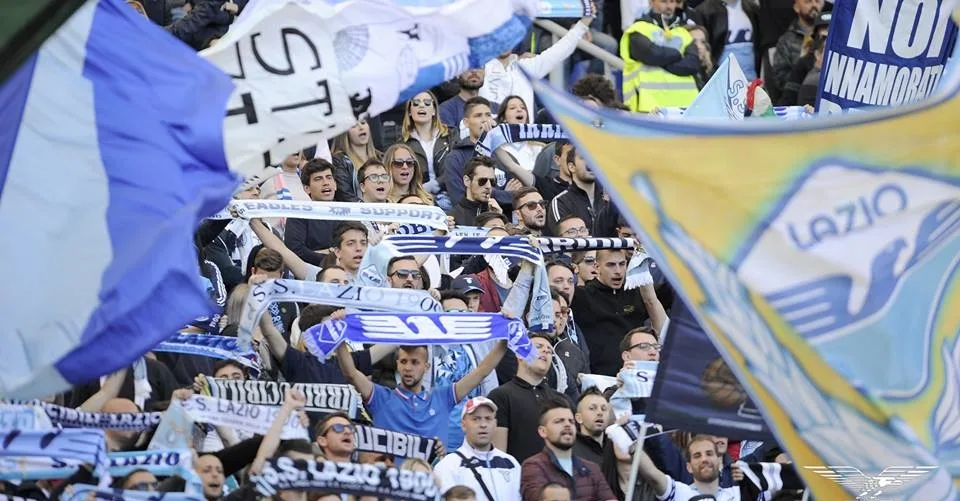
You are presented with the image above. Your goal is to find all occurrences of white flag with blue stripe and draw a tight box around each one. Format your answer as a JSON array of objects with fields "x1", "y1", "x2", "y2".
[
  {"x1": 0, "y1": 0, "x2": 238, "y2": 399},
  {"x1": 682, "y1": 53, "x2": 748, "y2": 120},
  {"x1": 208, "y1": 0, "x2": 539, "y2": 175}
]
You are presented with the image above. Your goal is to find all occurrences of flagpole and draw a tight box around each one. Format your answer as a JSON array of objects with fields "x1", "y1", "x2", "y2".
[{"x1": 624, "y1": 422, "x2": 651, "y2": 501}]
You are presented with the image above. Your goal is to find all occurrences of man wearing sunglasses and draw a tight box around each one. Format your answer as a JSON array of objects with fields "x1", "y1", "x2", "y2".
[
  {"x1": 449, "y1": 157, "x2": 503, "y2": 226},
  {"x1": 512, "y1": 187, "x2": 547, "y2": 236},
  {"x1": 314, "y1": 411, "x2": 357, "y2": 463}
]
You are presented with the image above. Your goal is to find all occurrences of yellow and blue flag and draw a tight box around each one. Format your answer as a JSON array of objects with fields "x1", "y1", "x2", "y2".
[{"x1": 527, "y1": 18, "x2": 960, "y2": 500}]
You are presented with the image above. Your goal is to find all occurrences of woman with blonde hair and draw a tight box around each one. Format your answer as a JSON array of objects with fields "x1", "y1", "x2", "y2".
[
  {"x1": 331, "y1": 120, "x2": 381, "y2": 202},
  {"x1": 402, "y1": 91, "x2": 455, "y2": 210},
  {"x1": 383, "y1": 144, "x2": 432, "y2": 204}
]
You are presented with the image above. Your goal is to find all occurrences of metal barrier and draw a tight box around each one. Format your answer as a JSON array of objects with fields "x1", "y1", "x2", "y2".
[{"x1": 533, "y1": 19, "x2": 625, "y2": 89}]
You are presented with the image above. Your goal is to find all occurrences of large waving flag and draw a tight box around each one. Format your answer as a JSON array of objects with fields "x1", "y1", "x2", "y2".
[
  {"x1": 682, "y1": 54, "x2": 748, "y2": 120},
  {"x1": 527, "y1": 14, "x2": 960, "y2": 500},
  {"x1": 206, "y1": 0, "x2": 538, "y2": 175},
  {"x1": 0, "y1": 0, "x2": 237, "y2": 399}
]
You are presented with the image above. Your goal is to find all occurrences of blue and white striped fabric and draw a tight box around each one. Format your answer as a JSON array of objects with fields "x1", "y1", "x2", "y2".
[
  {"x1": 654, "y1": 105, "x2": 814, "y2": 120},
  {"x1": 0, "y1": 0, "x2": 238, "y2": 399},
  {"x1": 683, "y1": 54, "x2": 748, "y2": 120}
]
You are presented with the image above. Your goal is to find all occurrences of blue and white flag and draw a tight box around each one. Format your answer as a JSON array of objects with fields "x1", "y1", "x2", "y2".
[
  {"x1": 816, "y1": 0, "x2": 959, "y2": 112},
  {"x1": 654, "y1": 105, "x2": 813, "y2": 120},
  {"x1": 303, "y1": 313, "x2": 537, "y2": 362},
  {"x1": 0, "y1": 429, "x2": 111, "y2": 486},
  {"x1": 683, "y1": 54, "x2": 748, "y2": 120},
  {"x1": 63, "y1": 485, "x2": 202, "y2": 501},
  {"x1": 0, "y1": 0, "x2": 238, "y2": 400},
  {"x1": 207, "y1": 0, "x2": 538, "y2": 174},
  {"x1": 537, "y1": 0, "x2": 596, "y2": 17},
  {"x1": 153, "y1": 333, "x2": 262, "y2": 377}
]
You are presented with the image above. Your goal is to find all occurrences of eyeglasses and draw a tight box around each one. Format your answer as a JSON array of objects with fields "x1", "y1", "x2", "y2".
[
  {"x1": 519, "y1": 200, "x2": 546, "y2": 211},
  {"x1": 581, "y1": 256, "x2": 597, "y2": 265},
  {"x1": 390, "y1": 270, "x2": 422, "y2": 280},
  {"x1": 474, "y1": 177, "x2": 495, "y2": 187},
  {"x1": 561, "y1": 226, "x2": 589, "y2": 237},
  {"x1": 392, "y1": 159, "x2": 416, "y2": 169},
  {"x1": 411, "y1": 98, "x2": 434, "y2": 107},
  {"x1": 128, "y1": 481, "x2": 159, "y2": 492},
  {"x1": 323, "y1": 423, "x2": 356, "y2": 435},
  {"x1": 364, "y1": 173, "x2": 391, "y2": 183},
  {"x1": 628, "y1": 342, "x2": 661, "y2": 352}
]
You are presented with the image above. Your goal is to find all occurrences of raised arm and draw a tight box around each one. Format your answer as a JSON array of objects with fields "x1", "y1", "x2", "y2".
[
  {"x1": 454, "y1": 340, "x2": 508, "y2": 402},
  {"x1": 494, "y1": 149, "x2": 535, "y2": 186},
  {"x1": 249, "y1": 218, "x2": 313, "y2": 280},
  {"x1": 632, "y1": 443, "x2": 670, "y2": 496},
  {"x1": 259, "y1": 309, "x2": 289, "y2": 363},
  {"x1": 250, "y1": 389, "x2": 305, "y2": 474},
  {"x1": 79, "y1": 368, "x2": 127, "y2": 412},
  {"x1": 639, "y1": 283, "x2": 667, "y2": 333},
  {"x1": 336, "y1": 342, "x2": 373, "y2": 401}
]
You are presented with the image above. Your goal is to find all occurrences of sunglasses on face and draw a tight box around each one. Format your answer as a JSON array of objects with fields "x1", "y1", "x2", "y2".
[
  {"x1": 392, "y1": 159, "x2": 416, "y2": 169},
  {"x1": 390, "y1": 269, "x2": 422, "y2": 280},
  {"x1": 474, "y1": 176, "x2": 495, "y2": 187},
  {"x1": 364, "y1": 173, "x2": 391, "y2": 183},
  {"x1": 629, "y1": 342, "x2": 661, "y2": 352},
  {"x1": 411, "y1": 98, "x2": 434, "y2": 107},
  {"x1": 581, "y1": 257, "x2": 597, "y2": 265},
  {"x1": 323, "y1": 423, "x2": 356, "y2": 435},
  {"x1": 519, "y1": 200, "x2": 547, "y2": 211}
]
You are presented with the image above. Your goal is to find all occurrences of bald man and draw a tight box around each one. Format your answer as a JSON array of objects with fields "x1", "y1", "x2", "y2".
[{"x1": 102, "y1": 398, "x2": 141, "y2": 451}]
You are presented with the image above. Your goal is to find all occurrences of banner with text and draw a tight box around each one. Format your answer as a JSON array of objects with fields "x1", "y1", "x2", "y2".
[{"x1": 816, "y1": 0, "x2": 958, "y2": 112}]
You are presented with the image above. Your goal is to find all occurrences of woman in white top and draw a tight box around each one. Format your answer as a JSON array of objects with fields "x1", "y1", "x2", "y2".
[
  {"x1": 384, "y1": 143, "x2": 433, "y2": 204},
  {"x1": 401, "y1": 91, "x2": 455, "y2": 209},
  {"x1": 494, "y1": 95, "x2": 545, "y2": 173}
]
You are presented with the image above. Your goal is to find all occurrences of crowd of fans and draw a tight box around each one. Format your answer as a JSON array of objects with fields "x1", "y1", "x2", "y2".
[{"x1": 1, "y1": 0, "x2": 828, "y2": 500}]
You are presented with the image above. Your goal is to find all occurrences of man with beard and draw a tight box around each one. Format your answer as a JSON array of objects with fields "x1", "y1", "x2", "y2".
[
  {"x1": 449, "y1": 158, "x2": 503, "y2": 226},
  {"x1": 439, "y1": 69, "x2": 499, "y2": 137},
  {"x1": 434, "y1": 397, "x2": 522, "y2": 501},
  {"x1": 634, "y1": 434, "x2": 802, "y2": 500},
  {"x1": 771, "y1": 0, "x2": 823, "y2": 90},
  {"x1": 546, "y1": 147, "x2": 618, "y2": 238},
  {"x1": 572, "y1": 389, "x2": 610, "y2": 466},
  {"x1": 520, "y1": 397, "x2": 615, "y2": 501},
  {"x1": 512, "y1": 188, "x2": 547, "y2": 236}
]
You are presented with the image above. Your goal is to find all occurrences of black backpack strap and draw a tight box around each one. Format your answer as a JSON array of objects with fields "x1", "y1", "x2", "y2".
[{"x1": 453, "y1": 451, "x2": 496, "y2": 501}]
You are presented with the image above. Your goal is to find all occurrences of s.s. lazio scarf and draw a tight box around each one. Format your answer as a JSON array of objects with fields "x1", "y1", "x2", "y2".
[
  {"x1": 0, "y1": 404, "x2": 52, "y2": 431},
  {"x1": 0, "y1": 429, "x2": 110, "y2": 487},
  {"x1": 180, "y1": 395, "x2": 309, "y2": 440},
  {"x1": 208, "y1": 200, "x2": 448, "y2": 232},
  {"x1": 236, "y1": 279, "x2": 443, "y2": 349},
  {"x1": 611, "y1": 361, "x2": 658, "y2": 422},
  {"x1": 153, "y1": 333, "x2": 262, "y2": 378},
  {"x1": 474, "y1": 124, "x2": 569, "y2": 157},
  {"x1": 254, "y1": 457, "x2": 437, "y2": 501},
  {"x1": 63, "y1": 485, "x2": 202, "y2": 501},
  {"x1": 625, "y1": 247, "x2": 655, "y2": 290},
  {"x1": 303, "y1": 313, "x2": 537, "y2": 363},
  {"x1": 197, "y1": 376, "x2": 359, "y2": 418},
  {"x1": 354, "y1": 425, "x2": 438, "y2": 463},
  {"x1": 356, "y1": 236, "x2": 553, "y2": 332}
]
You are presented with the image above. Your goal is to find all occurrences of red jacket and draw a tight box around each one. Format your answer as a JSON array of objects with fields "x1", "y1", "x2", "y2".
[
  {"x1": 521, "y1": 449, "x2": 616, "y2": 501},
  {"x1": 474, "y1": 269, "x2": 503, "y2": 313}
]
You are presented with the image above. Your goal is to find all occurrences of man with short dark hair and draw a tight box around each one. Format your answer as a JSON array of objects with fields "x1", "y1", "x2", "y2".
[
  {"x1": 546, "y1": 147, "x2": 618, "y2": 237},
  {"x1": 520, "y1": 397, "x2": 615, "y2": 501},
  {"x1": 450, "y1": 157, "x2": 502, "y2": 226},
  {"x1": 573, "y1": 249, "x2": 667, "y2": 376},
  {"x1": 572, "y1": 388, "x2": 609, "y2": 466},
  {"x1": 331, "y1": 222, "x2": 368, "y2": 280},
  {"x1": 513, "y1": 188, "x2": 547, "y2": 236},
  {"x1": 284, "y1": 158, "x2": 339, "y2": 266},
  {"x1": 314, "y1": 411, "x2": 356, "y2": 462},
  {"x1": 357, "y1": 160, "x2": 391, "y2": 203},
  {"x1": 441, "y1": 97, "x2": 516, "y2": 208}
]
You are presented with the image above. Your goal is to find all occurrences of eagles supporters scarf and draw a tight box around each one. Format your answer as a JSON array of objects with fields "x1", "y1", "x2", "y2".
[
  {"x1": 304, "y1": 312, "x2": 537, "y2": 362},
  {"x1": 236, "y1": 278, "x2": 444, "y2": 350},
  {"x1": 0, "y1": 429, "x2": 110, "y2": 487},
  {"x1": 254, "y1": 457, "x2": 437, "y2": 501},
  {"x1": 474, "y1": 124, "x2": 569, "y2": 157},
  {"x1": 357, "y1": 236, "x2": 553, "y2": 332},
  {"x1": 153, "y1": 333, "x2": 262, "y2": 378},
  {"x1": 207, "y1": 200, "x2": 447, "y2": 232},
  {"x1": 354, "y1": 425, "x2": 438, "y2": 463},
  {"x1": 198, "y1": 376, "x2": 359, "y2": 418},
  {"x1": 180, "y1": 395, "x2": 309, "y2": 440}
]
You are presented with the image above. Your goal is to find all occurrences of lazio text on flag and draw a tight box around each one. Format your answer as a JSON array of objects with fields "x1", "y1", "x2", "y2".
[
  {"x1": 206, "y1": 0, "x2": 537, "y2": 177},
  {"x1": 0, "y1": 0, "x2": 237, "y2": 399},
  {"x1": 525, "y1": 39, "x2": 960, "y2": 498},
  {"x1": 816, "y1": 0, "x2": 958, "y2": 112}
]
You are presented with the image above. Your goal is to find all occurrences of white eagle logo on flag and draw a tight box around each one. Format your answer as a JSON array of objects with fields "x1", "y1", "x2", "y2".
[{"x1": 804, "y1": 466, "x2": 938, "y2": 500}]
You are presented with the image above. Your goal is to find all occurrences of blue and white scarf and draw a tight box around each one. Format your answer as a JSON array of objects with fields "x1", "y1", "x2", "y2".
[
  {"x1": 611, "y1": 362, "x2": 658, "y2": 422},
  {"x1": 236, "y1": 279, "x2": 445, "y2": 349},
  {"x1": 147, "y1": 400, "x2": 195, "y2": 451},
  {"x1": 198, "y1": 376, "x2": 359, "y2": 418},
  {"x1": 153, "y1": 333, "x2": 262, "y2": 378},
  {"x1": 303, "y1": 313, "x2": 537, "y2": 362},
  {"x1": 208, "y1": 201, "x2": 448, "y2": 232},
  {"x1": 354, "y1": 425, "x2": 439, "y2": 462},
  {"x1": 63, "y1": 485, "x2": 202, "y2": 501},
  {"x1": 475, "y1": 124, "x2": 569, "y2": 157},
  {"x1": 0, "y1": 429, "x2": 110, "y2": 487},
  {"x1": 0, "y1": 404, "x2": 52, "y2": 431},
  {"x1": 625, "y1": 247, "x2": 655, "y2": 290},
  {"x1": 180, "y1": 395, "x2": 309, "y2": 440},
  {"x1": 254, "y1": 457, "x2": 437, "y2": 501},
  {"x1": 357, "y1": 236, "x2": 553, "y2": 332},
  {"x1": 23, "y1": 401, "x2": 162, "y2": 431}
]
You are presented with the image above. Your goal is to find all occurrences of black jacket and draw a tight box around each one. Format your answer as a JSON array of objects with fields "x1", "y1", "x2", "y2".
[
  {"x1": 283, "y1": 218, "x2": 337, "y2": 266},
  {"x1": 331, "y1": 152, "x2": 360, "y2": 202},
  {"x1": 692, "y1": 0, "x2": 761, "y2": 71},
  {"x1": 546, "y1": 182, "x2": 619, "y2": 237},
  {"x1": 571, "y1": 280, "x2": 652, "y2": 376},
  {"x1": 449, "y1": 198, "x2": 490, "y2": 226},
  {"x1": 404, "y1": 131, "x2": 455, "y2": 184}
]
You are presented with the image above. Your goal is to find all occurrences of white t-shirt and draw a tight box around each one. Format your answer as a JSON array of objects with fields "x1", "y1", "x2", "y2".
[
  {"x1": 658, "y1": 476, "x2": 742, "y2": 501},
  {"x1": 720, "y1": 0, "x2": 757, "y2": 80}
]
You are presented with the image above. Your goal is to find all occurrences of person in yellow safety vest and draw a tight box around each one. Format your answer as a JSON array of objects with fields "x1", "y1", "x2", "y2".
[{"x1": 619, "y1": 0, "x2": 701, "y2": 113}]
